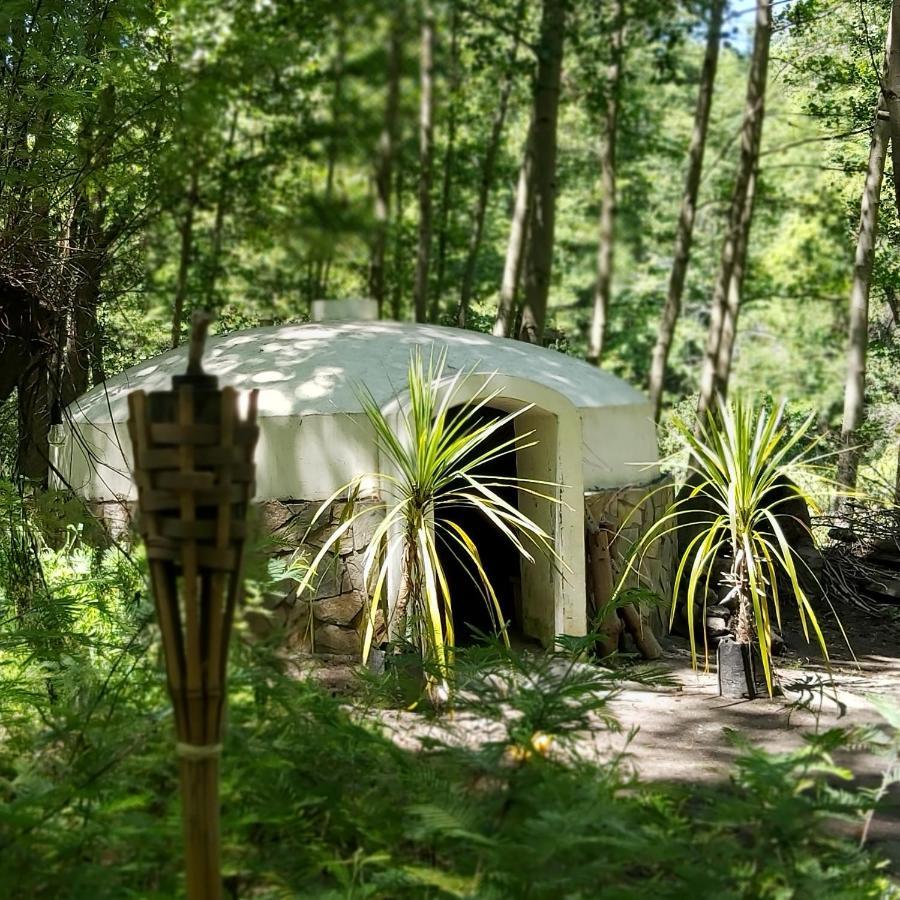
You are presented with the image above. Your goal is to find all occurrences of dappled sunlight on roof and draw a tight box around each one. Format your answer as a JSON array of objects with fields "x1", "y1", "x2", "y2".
[{"x1": 69, "y1": 321, "x2": 650, "y2": 425}]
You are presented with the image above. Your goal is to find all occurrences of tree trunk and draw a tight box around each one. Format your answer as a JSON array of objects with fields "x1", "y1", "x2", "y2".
[
  {"x1": 887, "y1": 2, "x2": 900, "y2": 219},
  {"x1": 646, "y1": 0, "x2": 725, "y2": 420},
  {"x1": 696, "y1": 0, "x2": 772, "y2": 419},
  {"x1": 206, "y1": 109, "x2": 238, "y2": 310},
  {"x1": 587, "y1": 0, "x2": 625, "y2": 366},
  {"x1": 493, "y1": 122, "x2": 534, "y2": 337},
  {"x1": 171, "y1": 166, "x2": 200, "y2": 349},
  {"x1": 457, "y1": 0, "x2": 527, "y2": 327},
  {"x1": 518, "y1": 0, "x2": 567, "y2": 345},
  {"x1": 413, "y1": 2, "x2": 436, "y2": 323},
  {"x1": 391, "y1": 163, "x2": 407, "y2": 321},
  {"x1": 431, "y1": 3, "x2": 461, "y2": 322},
  {"x1": 836, "y1": 11, "x2": 895, "y2": 491},
  {"x1": 837, "y1": 115, "x2": 889, "y2": 490},
  {"x1": 714, "y1": 166, "x2": 757, "y2": 394},
  {"x1": 17, "y1": 355, "x2": 51, "y2": 485},
  {"x1": 370, "y1": 10, "x2": 404, "y2": 316},
  {"x1": 313, "y1": 31, "x2": 346, "y2": 300}
]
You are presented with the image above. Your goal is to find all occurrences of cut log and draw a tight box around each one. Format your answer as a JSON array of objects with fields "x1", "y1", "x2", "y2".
[
  {"x1": 585, "y1": 519, "x2": 663, "y2": 660},
  {"x1": 586, "y1": 522, "x2": 622, "y2": 657},
  {"x1": 618, "y1": 602, "x2": 663, "y2": 661}
]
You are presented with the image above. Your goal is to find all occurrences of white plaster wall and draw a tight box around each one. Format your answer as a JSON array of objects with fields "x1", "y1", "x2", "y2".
[
  {"x1": 54, "y1": 322, "x2": 660, "y2": 499},
  {"x1": 50, "y1": 413, "x2": 382, "y2": 502},
  {"x1": 581, "y1": 403, "x2": 659, "y2": 490}
]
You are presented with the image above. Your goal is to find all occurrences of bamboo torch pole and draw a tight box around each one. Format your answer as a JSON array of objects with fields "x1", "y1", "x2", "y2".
[{"x1": 128, "y1": 313, "x2": 259, "y2": 900}]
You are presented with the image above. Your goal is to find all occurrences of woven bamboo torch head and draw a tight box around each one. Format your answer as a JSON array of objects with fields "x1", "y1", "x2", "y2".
[{"x1": 127, "y1": 311, "x2": 259, "y2": 750}]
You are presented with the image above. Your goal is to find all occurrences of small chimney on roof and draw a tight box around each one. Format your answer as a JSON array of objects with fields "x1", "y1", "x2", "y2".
[{"x1": 310, "y1": 298, "x2": 379, "y2": 322}]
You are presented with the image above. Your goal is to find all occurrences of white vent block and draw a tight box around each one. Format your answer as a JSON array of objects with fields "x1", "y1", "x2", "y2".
[{"x1": 310, "y1": 297, "x2": 378, "y2": 322}]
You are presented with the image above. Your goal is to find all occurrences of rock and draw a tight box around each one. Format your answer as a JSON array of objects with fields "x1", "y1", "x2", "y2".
[
  {"x1": 314, "y1": 623, "x2": 361, "y2": 656},
  {"x1": 310, "y1": 553, "x2": 344, "y2": 599},
  {"x1": 312, "y1": 592, "x2": 364, "y2": 626}
]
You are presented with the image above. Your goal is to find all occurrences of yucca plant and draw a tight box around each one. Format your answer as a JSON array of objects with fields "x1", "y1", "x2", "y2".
[
  {"x1": 638, "y1": 397, "x2": 830, "y2": 697},
  {"x1": 296, "y1": 348, "x2": 559, "y2": 699}
]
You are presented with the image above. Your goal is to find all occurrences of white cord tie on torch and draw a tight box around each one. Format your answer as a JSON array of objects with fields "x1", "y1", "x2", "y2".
[{"x1": 175, "y1": 742, "x2": 223, "y2": 760}]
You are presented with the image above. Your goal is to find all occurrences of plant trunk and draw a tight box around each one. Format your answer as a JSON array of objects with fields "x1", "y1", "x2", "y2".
[
  {"x1": 837, "y1": 114, "x2": 889, "y2": 491},
  {"x1": 697, "y1": 0, "x2": 772, "y2": 420},
  {"x1": 370, "y1": 11, "x2": 404, "y2": 316},
  {"x1": 838, "y1": 9, "x2": 897, "y2": 491},
  {"x1": 432, "y1": 3, "x2": 461, "y2": 322},
  {"x1": 518, "y1": 0, "x2": 567, "y2": 345},
  {"x1": 493, "y1": 122, "x2": 534, "y2": 337},
  {"x1": 206, "y1": 109, "x2": 238, "y2": 310},
  {"x1": 713, "y1": 166, "x2": 757, "y2": 395},
  {"x1": 171, "y1": 166, "x2": 200, "y2": 349},
  {"x1": 888, "y1": 2, "x2": 900, "y2": 220},
  {"x1": 647, "y1": 0, "x2": 725, "y2": 420},
  {"x1": 587, "y1": 1, "x2": 624, "y2": 366},
  {"x1": 457, "y1": 0, "x2": 527, "y2": 327},
  {"x1": 413, "y1": 2, "x2": 436, "y2": 323}
]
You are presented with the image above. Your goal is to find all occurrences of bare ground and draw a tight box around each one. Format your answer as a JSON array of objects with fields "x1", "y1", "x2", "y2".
[{"x1": 296, "y1": 599, "x2": 900, "y2": 870}]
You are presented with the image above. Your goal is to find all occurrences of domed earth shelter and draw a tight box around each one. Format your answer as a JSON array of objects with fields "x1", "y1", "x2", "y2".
[{"x1": 51, "y1": 317, "x2": 676, "y2": 656}]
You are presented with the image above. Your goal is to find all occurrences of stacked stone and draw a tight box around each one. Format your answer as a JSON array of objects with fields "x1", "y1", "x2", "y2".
[{"x1": 255, "y1": 499, "x2": 381, "y2": 656}]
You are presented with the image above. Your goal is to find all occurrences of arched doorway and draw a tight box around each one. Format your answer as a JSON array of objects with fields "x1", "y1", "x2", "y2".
[
  {"x1": 434, "y1": 406, "x2": 524, "y2": 645},
  {"x1": 382, "y1": 374, "x2": 587, "y2": 648}
]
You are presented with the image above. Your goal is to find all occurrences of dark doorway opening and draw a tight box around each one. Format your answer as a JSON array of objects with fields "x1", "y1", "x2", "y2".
[{"x1": 435, "y1": 406, "x2": 521, "y2": 646}]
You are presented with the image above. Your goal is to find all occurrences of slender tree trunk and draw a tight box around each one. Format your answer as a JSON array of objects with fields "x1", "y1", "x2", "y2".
[
  {"x1": 206, "y1": 109, "x2": 238, "y2": 309},
  {"x1": 714, "y1": 166, "x2": 757, "y2": 394},
  {"x1": 458, "y1": 0, "x2": 527, "y2": 327},
  {"x1": 837, "y1": 12, "x2": 895, "y2": 492},
  {"x1": 171, "y1": 166, "x2": 200, "y2": 349},
  {"x1": 413, "y1": 2, "x2": 436, "y2": 323},
  {"x1": 587, "y1": 0, "x2": 625, "y2": 365},
  {"x1": 887, "y1": 3, "x2": 900, "y2": 218},
  {"x1": 432, "y1": 3, "x2": 461, "y2": 322},
  {"x1": 837, "y1": 116, "x2": 890, "y2": 490},
  {"x1": 313, "y1": 31, "x2": 346, "y2": 300},
  {"x1": 370, "y1": 11, "x2": 404, "y2": 316},
  {"x1": 647, "y1": 0, "x2": 725, "y2": 420},
  {"x1": 518, "y1": 0, "x2": 567, "y2": 345},
  {"x1": 493, "y1": 122, "x2": 534, "y2": 337},
  {"x1": 391, "y1": 163, "x2": 407, "y2": 321},
  {"x1": 697, "y1": 0, "x2": 772, "y2": 419}
]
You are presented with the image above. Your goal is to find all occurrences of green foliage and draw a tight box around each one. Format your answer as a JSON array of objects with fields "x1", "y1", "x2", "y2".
[
  {"x1": 642, "y1": 398, "x2": 830, "y2": 694},
  {"x1": 299, "y1": 348, "x2": 558, "y2": 698},
  {"x1": 0, "y1": 568, "x2": 895, "y2": 896}
]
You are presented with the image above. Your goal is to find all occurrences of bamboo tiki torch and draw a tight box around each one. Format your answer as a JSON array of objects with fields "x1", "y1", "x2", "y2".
[{"x1": 127, "y1": 312, "x2": 259, "y2": 900}]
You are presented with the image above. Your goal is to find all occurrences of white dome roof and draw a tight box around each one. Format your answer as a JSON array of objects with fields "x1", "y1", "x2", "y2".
[
  {"x1": 70, "y1": 321, "x2": 649, "y2": 424},
  {"x1": 53, "y1": 321, "x2": 659, "y2": 501}
]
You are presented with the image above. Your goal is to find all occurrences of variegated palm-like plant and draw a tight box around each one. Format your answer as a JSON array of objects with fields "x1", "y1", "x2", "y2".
[
  {"x1": 297, "y1": 349, "x2": 559, "y2": 698},
  {"x1": 638, "y1": 397, "x2": 830, "y2": 695}
]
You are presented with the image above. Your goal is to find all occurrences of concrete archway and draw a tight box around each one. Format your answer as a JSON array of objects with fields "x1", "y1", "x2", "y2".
[{"x1": 381, "y1": 372, "x2": 587, "y2": 647}]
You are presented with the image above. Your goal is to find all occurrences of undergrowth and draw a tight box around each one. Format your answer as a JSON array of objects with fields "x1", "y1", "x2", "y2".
[{"x1": 0, "y1": 484, "x2": 896, "y2": 898}]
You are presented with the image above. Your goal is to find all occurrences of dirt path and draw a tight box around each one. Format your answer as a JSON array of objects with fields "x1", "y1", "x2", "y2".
[{"x1": 598, "y1": 603, "x2": 900, "y2": 864}]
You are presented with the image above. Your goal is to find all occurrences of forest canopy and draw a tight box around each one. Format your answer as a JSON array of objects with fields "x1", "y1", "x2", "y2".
[{"x1": 0, "y1": 0, "x2": 897, "y2": 496}]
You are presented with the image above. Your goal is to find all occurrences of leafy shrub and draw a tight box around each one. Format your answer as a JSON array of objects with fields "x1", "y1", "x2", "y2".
[{"x1": 0, "y1": 486, "x2": 895, "y2": 898}]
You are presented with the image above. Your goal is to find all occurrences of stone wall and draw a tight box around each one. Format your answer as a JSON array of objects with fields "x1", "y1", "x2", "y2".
[
  {"x1": 584, "y1": 479, "x2": 677, "y2": 638},
  {"x1": 254, "y1": 498, "x2": 382, "y2": 656},
  {"x1": 92, "y1": 482, "x2": 679, "y2": 655}
]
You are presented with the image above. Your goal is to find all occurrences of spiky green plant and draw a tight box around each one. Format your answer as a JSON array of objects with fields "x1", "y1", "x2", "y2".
[
  {"x1": 296, "y1": 348, "x2": 559, "y2": 697},
  {"x1": 638, "y1": 397, "x2": 830, "y2": 695}
]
